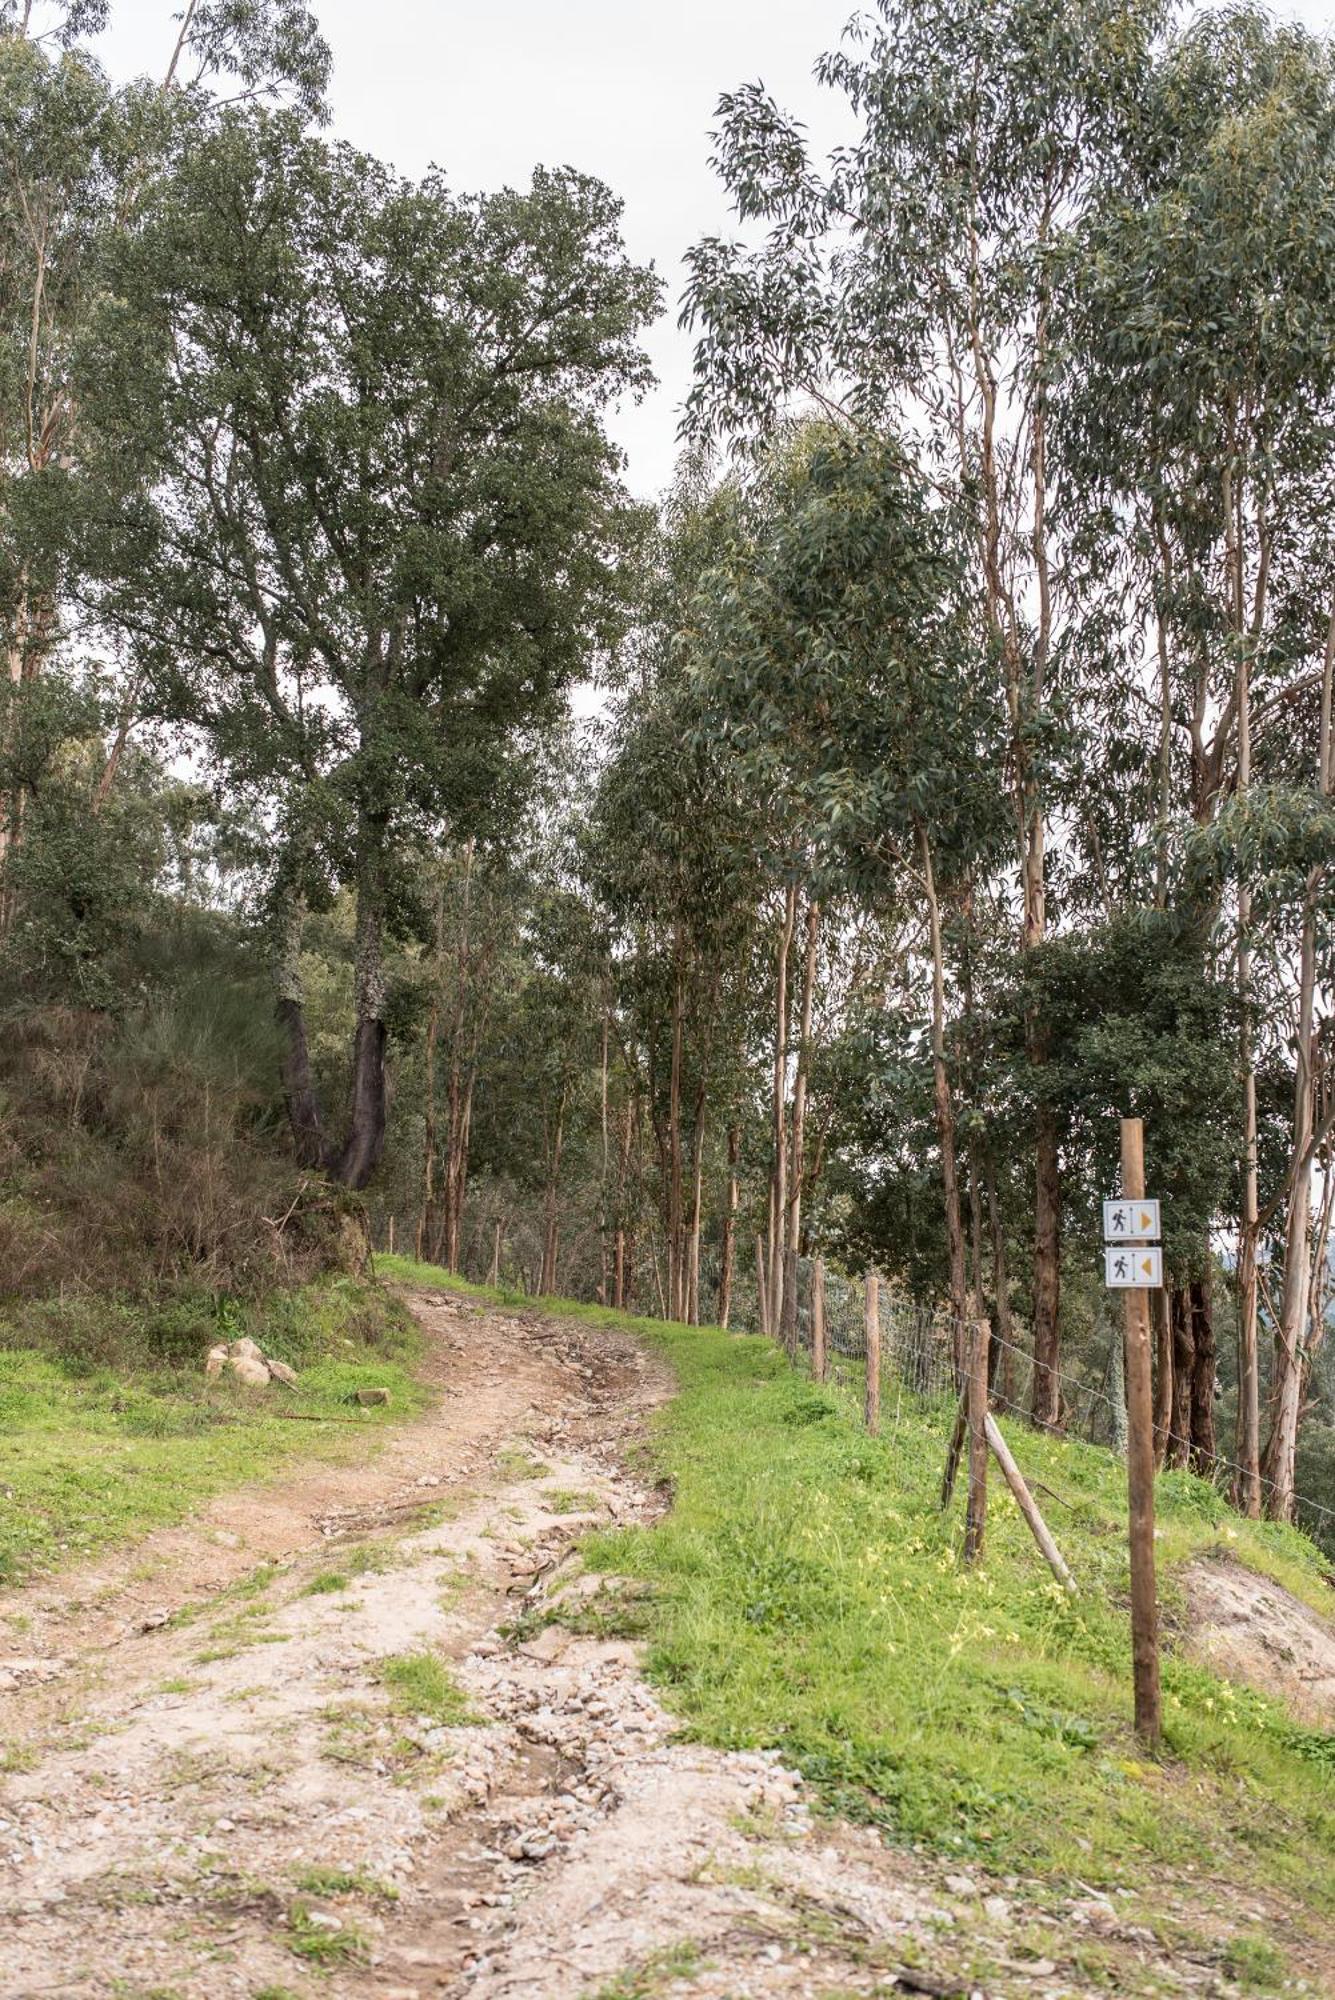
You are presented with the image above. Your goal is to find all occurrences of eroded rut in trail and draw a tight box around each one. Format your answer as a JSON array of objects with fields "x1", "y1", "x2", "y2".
[{"x1": 1, "y1": 1294, "x2": 1330, "y2": 2000}]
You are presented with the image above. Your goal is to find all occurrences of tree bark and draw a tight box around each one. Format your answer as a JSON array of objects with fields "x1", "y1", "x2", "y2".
[
  {"x1": 333, "y1": 822, "x2": 390, "y2": 1191},
  {"x1": 1168, "y1": 1287, "x2": 1193, "y2": 1471},
  {"x1": 274, "y1": 896, "x2": 331, "y2": 1172},
  {"x1": 919, "y1": 826, "x2": 968, "y2": 1367},
  {"x1": 1188, "y1": 1272, "x2": 1216, "y2": 1475},
  {"x1": 717, "y1": 1123, "x2": 739, "y2": 1329},
  {"x1": 1151, "y1": 1289, "x2": 1173, "y2": 1470},
  {"x1": 1263, "y1": 603, "x2": 1332, "y2": 1520},
  {"x1": 768, "y1": 883, "x2": 798, "y2": 1337}
]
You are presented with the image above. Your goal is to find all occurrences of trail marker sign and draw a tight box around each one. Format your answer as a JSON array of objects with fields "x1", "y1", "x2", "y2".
[
  {"x1": 1103, "y1": 1198, "x2": 1161, "y2": 1242},
  {"x1": 1105, "y1": 1245, "x2": 1163, "y2": 1289}
]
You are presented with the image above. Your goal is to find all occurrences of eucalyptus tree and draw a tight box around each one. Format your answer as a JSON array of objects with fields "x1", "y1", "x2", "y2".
[
  {"x1": 686, "y1": 428, "x2": 1007, "y2": 1339},
  {"x1": 94, "y1": 111, "x2": 659, "y2": 1188},
  {"x1": 0, "y1": 1, "x2": 330, "y2": 925},
  {"x1": 682, "y1": 0, "x2": 1166, "y2": 1421},
  {"x1": 1065, "y1": 5, "x2": 1335, "y2": 1513},
  {"x1": 587, "y1": 490, "x2": 768, "y2": 1325}
]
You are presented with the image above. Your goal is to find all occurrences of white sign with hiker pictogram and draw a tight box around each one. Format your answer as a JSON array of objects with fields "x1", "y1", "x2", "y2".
[
  {"x1": 1104, "y1": 1244, "x2": 1163, "y2": 1289},
  {"x1": 1102, "y1": 1198, "x2": 1161, "y2": 1242}
]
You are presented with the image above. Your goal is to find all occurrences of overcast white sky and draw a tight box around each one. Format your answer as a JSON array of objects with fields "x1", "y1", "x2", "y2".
[{"x1": 97, "y1": 0, "x2": 1335, "y2": 504}]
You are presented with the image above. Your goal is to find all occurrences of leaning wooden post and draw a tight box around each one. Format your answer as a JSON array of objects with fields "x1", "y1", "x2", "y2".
[
  {"x1": 864, "y1": 1271, "x2": 881, "y2": 1435},
  {"x1": 811, "y1": 1259, "x2": 827, "y2": 1382},
  {"x1": 964, "y1": 1315, "x2": 989, "y2": 1563},
  {"x1": 984, "y1": 1414, "x2": 1077, "y2": 1597},
  {"x1": 1121, "y1": 1115, "x2": 1162, "y2": 1746},
  {"x1": 755, "y1": 1236, "x2": 771, "y2": 1339},
  {"x1": 488, "y1": 1218, "x2": 501, "y2": 1289}
]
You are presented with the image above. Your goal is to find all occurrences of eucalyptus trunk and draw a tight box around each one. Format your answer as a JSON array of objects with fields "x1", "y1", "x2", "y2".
[
  {"x1": 768, "y1": 883, "x2": 798, "y2": 1336},
  {"x1": 919, "y1": 826, "x2": 968, "y2": 1362},
  {"x1": 717, "y1": 1123, "x2": 740, "y2": 1329}
]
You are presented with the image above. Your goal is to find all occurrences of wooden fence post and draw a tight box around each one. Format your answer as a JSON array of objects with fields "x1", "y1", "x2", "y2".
[
  {"x1": 864, "y1": 1271, "x2": 881, "y2": 1435},
  {"x1": 964, "y1": 1315, "x2": 989, "y2": 1563},
  {"x1": 387, "y1": 1214, "x2": 395, "y2": 1256},
  {"x1": 811, "y1": 1259, "x2": 827, "y2": 1383},
  {"x1": 488, "y1": 1219, "x2": 501, "y2": 1289},
  {"x1": 1121, "y1": 1116, "x2": 1162, "y2": 1746}
]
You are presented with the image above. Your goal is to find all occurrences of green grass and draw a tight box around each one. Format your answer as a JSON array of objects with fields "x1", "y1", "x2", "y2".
[
  {"x1": 589, "y1": 1942, "x2": 705, "y2": 1998},
  {"x1": 377, "y1": 1646, "x2": 476, "y2": 1724},
  {"x1": 392, "y1": 1256, "x2": 1335, "y2": 1923},
  {"x1": 291, "y1": 1863, "x2": 398, "y2": 1901},
  {"x1": 0, "y1": 1278, "x2": 426, "y2": 1585}
]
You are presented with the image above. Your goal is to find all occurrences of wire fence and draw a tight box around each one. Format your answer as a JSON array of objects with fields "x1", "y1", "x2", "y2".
[{"x1": 775, "y1": 1256, "x2": 1335, "y2": 1542}]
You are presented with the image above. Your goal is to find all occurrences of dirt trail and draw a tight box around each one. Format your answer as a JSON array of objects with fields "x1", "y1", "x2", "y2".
[{"x1": 0, "y1": 1293, "x2": 1328, "y2": 2000}]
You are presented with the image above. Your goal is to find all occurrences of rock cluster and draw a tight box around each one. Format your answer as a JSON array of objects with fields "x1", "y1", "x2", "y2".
[{"x1": 203, "y1": 1335, "x2": 299, "y2": 1388}]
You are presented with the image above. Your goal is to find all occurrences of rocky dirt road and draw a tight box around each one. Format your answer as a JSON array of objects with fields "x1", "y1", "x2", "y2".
[{"x1": 0, "y1": 1292, "x2": 1325, "y2": 1999}]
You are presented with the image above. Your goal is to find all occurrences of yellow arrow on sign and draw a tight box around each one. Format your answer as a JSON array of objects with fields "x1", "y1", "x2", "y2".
[
  {"x1": 1140, "y1": 1210, "x2": 1154, "y2": 1232},
  {"x1": 1139, "y1": 1254, "x2": 1155, "y2": 1278}
]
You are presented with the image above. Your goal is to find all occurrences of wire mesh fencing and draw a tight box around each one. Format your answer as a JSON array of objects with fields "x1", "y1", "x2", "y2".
[{"x1": 773, "y1": 1257, "x2": 1335, "y2": 1549}]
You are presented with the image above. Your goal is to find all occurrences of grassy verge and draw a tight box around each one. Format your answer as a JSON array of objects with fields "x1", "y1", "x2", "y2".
[
  {"x1": 389, "y1": 1257, "x2": 1335, "y2": 1916},
  {"x1": 0, "y1": 1276, "x2": 426, "y2": 1586}
]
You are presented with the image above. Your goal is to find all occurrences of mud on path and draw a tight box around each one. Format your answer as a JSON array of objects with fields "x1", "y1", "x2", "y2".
[{"x1": 1, "y1": 1293, "x2": 1331, "y2": 2000}]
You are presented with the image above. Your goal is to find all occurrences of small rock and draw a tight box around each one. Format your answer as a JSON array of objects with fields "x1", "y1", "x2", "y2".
[
  {"x1": 356, "y1": 1387, "x2": 392, "y2": 1407},
  {"x1": 305, "y1": 1910, "x2": 343, "y2": 1932},
  {"x1": 139, "y1": 1610, "x2": 171, "y2": 1633},
  {"x1": 982, "y1": 1895, "x2": 1011, "y2": 1923},
  {"x1": 945, "y1": 1872, "x2": 979, "y2": 1897},
  {"x1": 518, "y1": 1626, "x2": 570, "y2": 1664},
  {"x1": 265, "y1": 1357, "x2": 299, "y2": 1389}
]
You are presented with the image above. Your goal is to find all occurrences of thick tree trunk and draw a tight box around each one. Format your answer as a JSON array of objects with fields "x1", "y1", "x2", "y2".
[
  {"x1": 274, "y1": 897, "x2": 331, "y2": 1171},
  {"x1": 332, "y1": 825, "x2": 390, "y2": 1191}
]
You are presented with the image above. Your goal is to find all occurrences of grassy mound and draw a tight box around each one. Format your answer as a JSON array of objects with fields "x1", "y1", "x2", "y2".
[{"x1": 0, "y1": 1277, "x2": 426, "y2": 1585}]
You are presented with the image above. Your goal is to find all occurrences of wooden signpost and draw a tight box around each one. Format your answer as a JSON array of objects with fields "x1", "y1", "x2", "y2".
[{"x1": 1111, "y1": 1117, "x2": 1162, "y2": 1747}]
